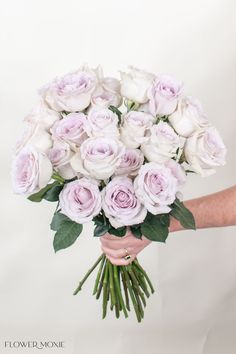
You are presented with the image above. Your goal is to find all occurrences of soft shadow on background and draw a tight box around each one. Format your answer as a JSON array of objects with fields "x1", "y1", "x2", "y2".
[{"x1": 0, "y1": 1, "x2": 236, "y2": 353}]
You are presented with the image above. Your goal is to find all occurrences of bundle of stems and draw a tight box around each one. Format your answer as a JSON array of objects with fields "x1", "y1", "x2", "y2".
[{"x1": 73, "y1": 254, "x2": 155, "y2": 322}]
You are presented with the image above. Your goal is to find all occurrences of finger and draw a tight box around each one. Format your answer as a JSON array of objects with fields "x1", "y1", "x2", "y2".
[
  {"x1": 101, "y1": 245, "x2": 133, "y2": 259},
  {"x1": 106, "y1": 254, "x2": 135, "y2": 266}
]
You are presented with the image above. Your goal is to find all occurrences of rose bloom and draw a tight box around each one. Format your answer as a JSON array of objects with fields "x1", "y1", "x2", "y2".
[
  {"x1": 24, "y1": 100, "x2": 60, "y2": 131},
  {"x1": 141, "y1": 121, "x2": 180, "y2": 163},
  {"x1": 115, "y1": 148, "x2": 144, "y2": 177},
  {"x1": 120, "y1": 111, "x2": 154, "y2": 148},
  {"x1": 147, "y1": 75, "x2": 183, "y2": 116},
  {"x1": 48, "y1": 142, "x2": 76, "y2": 179},
  {"x1": 184, "y1": 126, "x2": 226, "y2": 176},
  {"x1": 71, "y1": 137, "x2": 125, "y2": 180},
  {"x1": 15, "y1": 122, "x2": 52, "y2": 155},
  {"x1": 134, "y1": 162, "x2": 178, "y2": 214},
  {"x1": 102, "y1": 176, "x2": 147, "y2": 228},
  {"x1": 39, "y1": 66, "x2": 97, "y2": 112},
  {"x1": 50, "y1": 113, "x2": 88, "y2": 149},
  {"x1": 120, "y1": 66, "x2": 155, "y2": 104},
  {"x1": 165, "y1": 159, "x2": 186, "y2": 187},
  {"x1": 12, "y1": 146, "x2": 52, "y2": 195},
  {"x1": 59, "y1": 178, "x2": 102, "y2": 223},
  {"x1": 86, "y1": 107, "x2": 119, "y2": 138},
  {"x1": 91, "y1": 74, "x2": 122, "y2": 108},
  {"x1": 168, "y1": 96, "x2": 209, "y2": 138}
]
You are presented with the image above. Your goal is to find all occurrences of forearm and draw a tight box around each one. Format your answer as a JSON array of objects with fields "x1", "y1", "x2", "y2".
[{"x1": 170, "y1": 186, "x2": 236, "y2": 232}]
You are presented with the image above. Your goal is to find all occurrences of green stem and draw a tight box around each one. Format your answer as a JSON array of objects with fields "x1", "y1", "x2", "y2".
[
  {"x1": 132, "y1": 265, "x2": 150, "y2": 298},
  {"x1": 128, "y1": 266, "x2": 146, "y2": 308},
  {"x1": 134, "y1": 260, "x2": 155, "y2": 294},
  {"x1": 114, "y1": 265, "x2": 128, "y2": 318},
  {"x1": 122, "y1": 267, "x2": 142, "y2": 323},
  {"x1": 108, "y1": 262, "x2": 116, "y2": 306},
  {"x1": 52, "y1": 172, "x2": 65, "y2": 184},
  {"x1": 121, "y1": 268, "x2": 130, "y2": 311},
  {"x1": 93, "y1": 255, "x2": 106, "y2": 295},
  {"x1": 102, "y1": 261, "x2": 109, "y2": 319},
  {"x1": 73, "y1": 254, "x2": 103, "y2": 295}
]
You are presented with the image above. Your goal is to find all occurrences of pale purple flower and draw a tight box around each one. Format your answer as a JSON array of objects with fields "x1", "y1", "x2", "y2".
[
  {"x1": 12, "y1": 146, "x2": 52, "y2": 195},
  {"x1": 169, "y1": 96, "x2": 209, "y2": 137},
  {"x1": 134, "y1": 162, "x2": 178, "y2": 214},
  {"x1": 59, "y1": 178, "x2": 102, "y2": 223},
  {"x1": 102, "y1": 176, "x2": 147, "y2": 228},
  {"x1": 86, "y1": 107, "x2": 119, "y2": 138},
  {"x1": 48, "y1": 142, "x2": 76, "y2": 179},
  {"x1": 165, "y1": 159, "x2": 186, "y2": 187},
  {"x1": 50, "y1": 113, "x2": 88, "y2": 149},
  {"x1": 39, "y1": 67, "x2": 97, "y2": 112},
  {"x1": 141, "y1": 121, "x2": 180, "y2": 163},
  {"x1": 184, "y1": 126, "x2": 227, "y2": 176},
  {"x1": 71, "y1": 137, "x2": 125, "y2": 180},
  {"x1": 115, "y1": 148, "x2": 144, "y2": 177},
  {"x1": 148, "y1": 75, "x2": 183, "y2": 116},
  {"x1": 120, "y1": 111, "x2": 154, "y2": 148}
]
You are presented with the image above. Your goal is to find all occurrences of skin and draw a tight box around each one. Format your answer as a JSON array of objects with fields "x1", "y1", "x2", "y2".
[{"x1": 100, "y1": 186, "x2": 236, "y2": 265}]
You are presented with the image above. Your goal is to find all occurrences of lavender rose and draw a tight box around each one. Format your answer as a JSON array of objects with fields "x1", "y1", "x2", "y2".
[
  {"x1": 59, "y1": 178, "x2": 102, "y2": 223},
  {"x1": 141, "y1": 121, "x2": 180, "y2": 163},
  {"x1": 165, "y1": 159, "x2": 186, "y2": 187},
  {"x1": 102, "y1": 176, "x2": 147, "y2": 228},
  {"x1": 39, "y1": 66, "x2": 97, "y2": 112},
  {"x1": 71, "y1": 137, "x2": 125, "y2": 180},
  {"x1": 91, "y1": 76, "x2": 121, "y2": 108},
  {"x1": 134, "y1": 162, "x2": 178, "y2": 214},
  {"x1": 115, "y1": 148, "x2": 144, "y2": 177},
  {"x1": 48, "y1": 142, "x2": 76, "y2": 179},
  {"x1": 86, "y1": 107, "x2": 119, "y2": 138},
  {"x1": 50, "y1": 113, "x2": 88, "y2": 149},
  {"x1": 184, "y1": 127, "x2": 227, "y2": 176},
  {"x1": 168, "y1": 96, "x2": 209, "y2": 137},
  {"x1": 147, "y1": 75, "x2": 183, "y2": 116},
  {"x1": 12, "y1": 146, "x2": 52, "y2": 195},
  {"x1": 120, "y1": 111, "x2": 154, "y2": 148}
]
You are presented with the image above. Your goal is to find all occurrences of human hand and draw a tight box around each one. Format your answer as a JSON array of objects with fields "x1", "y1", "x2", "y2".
[{"x1": 100, "y1": 229, "x2": 151, "y2": 265}]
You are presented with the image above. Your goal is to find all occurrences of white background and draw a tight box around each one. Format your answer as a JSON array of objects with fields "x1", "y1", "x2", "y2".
[{"x1": 1, "y1": 0, "x2": 236, "y2": 353}]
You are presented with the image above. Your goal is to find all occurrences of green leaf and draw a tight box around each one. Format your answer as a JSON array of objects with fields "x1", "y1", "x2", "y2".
[
  {"x1": 94, "y1": 224, "x2": 109, "y2": 237},
  {"x1": 44, "y1": 184, "x2": 64, "y2": 202},
  {"x1": 93, "y1": 213, "x2": 106, "y2": 226},
  {"x1": 141, "y1": 213, "x2": 170, "y2": 242},
  {"x1": 170, "y1": 198, "x2": 196, "y2": 230},
  {"x1": 130, "y1": 226, "x2": 142, "y2": 239},
  {"x1": 53, "y1": 221, "x2": 83, "y2": 252},
  {"x1": 28, "y1": 181, "x2": 59, "y2": 202},
  {"x1": 108, "y1": 105, "x2": 122, "y2": 123},
  {"x1": 109, "y1": 226, "x2": 127, "y2": 237},
  {"x1": 50, "y1": 212, "x2": 70, "y2": 231}
]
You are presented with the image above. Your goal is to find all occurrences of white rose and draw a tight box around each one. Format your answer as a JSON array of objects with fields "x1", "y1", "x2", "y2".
[
  {"x1": 168, "y1": 96, "x2": 209, "y2": 137},
  {"x1": 120, "y1": 66, "x2": 155, "y2": 104},
  {"x1": 141, "y1": 121, "x2": 180, "y2": 163},
  {"x1": 24, "y1": 100, "x2": 60, "y2": 131},
  {"x1": 86, "y1": 107, "x2": 119, "y2": 138},
  {"x1": 184, "y1": 126, "x2": 227, "y2": 176},
  {"x1": 48, "y1": 142, "x2": 76, "y2": 179},
  {"x1": 11, "y1": 146, "x2": 52, "y2": 196},
  {"x1": 120, "y1": 111, "x2": 154, "y2": 148},
  {"x1": 91, "y1": 75, "x2": 122, "y2": 108},
  {"x1": 39, "y1": 65, "x2": 97, "y2": 112},
  {"x1": 15, "y1": 122, "x2": 52, "y2": 155},
  {"x1": 71, "y1": 137, "x2": 125, "y2": 180}
]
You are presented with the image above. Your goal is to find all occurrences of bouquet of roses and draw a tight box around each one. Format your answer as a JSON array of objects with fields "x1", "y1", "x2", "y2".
[{"x1": 11, "y1": 65, "x2": 226, "y2": 322}]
